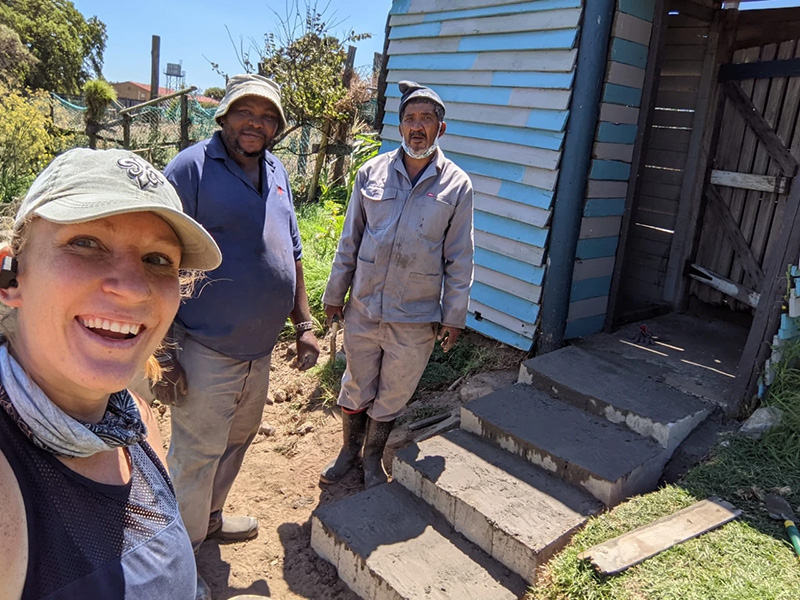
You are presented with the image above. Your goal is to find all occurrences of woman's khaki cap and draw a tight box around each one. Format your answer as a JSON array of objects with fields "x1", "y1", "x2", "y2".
[
  {"x1": 16, "y1": 148, "x2": 222, "y2": 271},
  {"x1": 214, "y1": 74, "x2": 288, "y2": 135}
]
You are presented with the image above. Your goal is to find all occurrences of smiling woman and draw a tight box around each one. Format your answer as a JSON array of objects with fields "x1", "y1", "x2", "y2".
[{"x1": 0, "y1": 148, "x2": 221, "y2": 600}]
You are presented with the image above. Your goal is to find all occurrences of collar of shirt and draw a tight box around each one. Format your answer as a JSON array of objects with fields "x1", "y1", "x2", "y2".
[
  {"x1": 391, "y1": 146, "x2": 446, "y2": 187},
  {"x1": 207, "y1": 131, "x2": 277, "y2": 194}
]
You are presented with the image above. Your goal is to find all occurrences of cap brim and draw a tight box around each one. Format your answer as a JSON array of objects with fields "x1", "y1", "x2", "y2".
[
  {"x1": 215, "y1": 91, "x2": 288, "y2": 134},
  {"x1": 34, "y1": 197, "x2": 222, "y2": 271}
]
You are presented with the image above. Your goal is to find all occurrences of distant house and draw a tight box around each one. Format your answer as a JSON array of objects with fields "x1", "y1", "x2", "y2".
[{"x1": 110, "y1": 81, "x2": 220, "y2": 107}]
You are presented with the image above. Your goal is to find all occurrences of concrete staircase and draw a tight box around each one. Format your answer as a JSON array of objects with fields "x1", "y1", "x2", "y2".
[{"x1": 311, "y1": 334, "x2": 717, "y2": 599}]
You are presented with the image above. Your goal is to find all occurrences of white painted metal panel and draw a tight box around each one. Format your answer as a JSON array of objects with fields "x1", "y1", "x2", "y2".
[
  {"x1": 387, "y1": 70, "x2": 496, "y2": 86},
  {"x1": 381, "y1": 130, "x2": 561, "y2": 171},
  {"x1": 474, "y1": 193, "x2": 551, "y2": 227},
  {"x1": 568, "y1": 296, "x2": 609, "y2": 320},
  {"x1": 579, "y1": 216, "x2": 624, "y2": 239},
  {"x1": 389, "y1": 14, "x2": 426, "y2": 27},
  {"x1": 607, "y1": 61, "x2": 646, "y2": 88},
  {"x1": 472, "y1": 49, "x2": 577, "y2": 72},
  {"x1": 475, "y1": 265, "x2": 542, "y2": 303},
  {"x1": 475, "y1": 231, "x2": 545, "y2": 266},
  {"x1": 388, "y1": 38, "x2": 462, "y2": 55},
  {"x1": 613, "y1": 12, "x2": 653, "y2": 46},
  {"x1": 407, "y1": 0, "x2": 530, "y2": 13},
  {"x1": 573, "y1": 256, "x2": 617, "y2": 281},
  {"x1": 439, "y1": 8, "x2": 582, "y2": 36},
  {"x1": 599, "y1": 103, "x2": 641, "y2": 125},
  {"x1": 469, "y1": 300, "x2": 536, "y2": 332},
  {"x1": 522, "y1": 166, "x2": 560, "y2": 191},
  {"x1": 508, "y1": 88, "x2": 572, "y2": 110},
  {"x1": 594, "y1": 142, "x2": 634, "y2": 162}
]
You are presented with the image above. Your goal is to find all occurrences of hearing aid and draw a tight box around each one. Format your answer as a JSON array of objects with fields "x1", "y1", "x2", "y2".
[{"x1": 0, "y1": 256, "x2": 18, "y2": 289}]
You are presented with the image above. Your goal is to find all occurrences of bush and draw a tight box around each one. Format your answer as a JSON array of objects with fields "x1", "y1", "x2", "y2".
[
  {"x1": 83, "y1": 79, "x2": 116, "y2": 124},
  {"x1": 0, "y1": 84, "x2": 54, "y2": 202}
]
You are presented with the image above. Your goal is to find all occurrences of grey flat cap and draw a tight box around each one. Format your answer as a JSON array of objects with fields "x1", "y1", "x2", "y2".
[{"x1": 398, "y1": 80, "x2": 446, "y2": 117}]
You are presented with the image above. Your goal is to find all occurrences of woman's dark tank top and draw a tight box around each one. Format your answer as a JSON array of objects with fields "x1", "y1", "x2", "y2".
[{"x1": 0, "y1": 398, "x2": 196, "y2": 599}]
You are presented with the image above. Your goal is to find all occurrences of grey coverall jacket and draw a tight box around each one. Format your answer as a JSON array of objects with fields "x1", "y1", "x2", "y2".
[{"x1": 323, "y1": 147, "x2": 474, "y2": 328}]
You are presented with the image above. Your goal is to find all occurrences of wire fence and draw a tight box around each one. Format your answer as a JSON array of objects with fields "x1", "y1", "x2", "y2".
[
  {"x1": 50, "y1": 88, "x2": 378, "y2": 180},
  {"x1": 51, "y1": 91, "x2": 218, "y2": 168}
]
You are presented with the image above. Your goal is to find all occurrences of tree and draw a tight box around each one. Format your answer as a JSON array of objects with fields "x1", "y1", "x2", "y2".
[
  {"x1": 0, "y1": 24, "x2": 37, "y2": 88},
  {"x1": 0, "y1": 0, "x2": 107, "y2": 94},
  {"x1": 257, "y1": 2, "x2": 370, "y2": 142},
  {"x1": 204, "y1": 86, "x2": 225, "y2": 101}
]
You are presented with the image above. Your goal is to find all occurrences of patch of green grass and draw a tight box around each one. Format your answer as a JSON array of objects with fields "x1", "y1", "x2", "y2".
[
  {"x1": 535, "y1": 347, "x2": 800, "y2": 600},
  {"x1": 312, "y1": 354, "x2": 347, "y2": 408},
  {"x1": 409, "y1": 403, "x2": 448, "y2": 422},
  {"x1": 295, "y1": 199, "x2": 344, "y2": 326},
  {"x1": 536, "y1": 477, "x2": 800, "y2": 600},
  {"x1": 761, "y1": 338, "x2": 800, "y2": 467},
  {"x1": 418, "y1": 337, "x2": 494, "y2": 391}
]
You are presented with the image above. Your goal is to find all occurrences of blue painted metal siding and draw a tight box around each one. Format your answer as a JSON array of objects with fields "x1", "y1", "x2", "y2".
[
  {"x1": 566, "y1": 0, "x2": 656, "y2": 338},
  {"x1": 384, "y1": 0, "x2": 583, "y2": 350}
]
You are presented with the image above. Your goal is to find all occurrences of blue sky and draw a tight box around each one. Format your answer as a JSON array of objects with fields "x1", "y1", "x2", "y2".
[
  {"x1": 72, "y1": 0, "x2": 392, "y2": 94},
  {"x1": 72, "y1": 0, "x2": 800, "y2": 94},
  {"x1": 740, "y1": 0, "x2": 800, "y2": 8}
]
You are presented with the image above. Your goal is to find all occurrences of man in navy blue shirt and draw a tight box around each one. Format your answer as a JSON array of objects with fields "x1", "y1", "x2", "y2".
[{"x1": 153, "y1": 74, "x2": 319, "y2": 597}]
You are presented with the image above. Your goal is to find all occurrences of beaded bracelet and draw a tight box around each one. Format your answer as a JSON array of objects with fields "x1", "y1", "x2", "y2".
[{"x1": 294, "y1": 320, "x2": 315, "y2": 334}]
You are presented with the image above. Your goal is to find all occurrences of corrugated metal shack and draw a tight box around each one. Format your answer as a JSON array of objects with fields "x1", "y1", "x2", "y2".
[{"x1": 378, "y1": 0, "x2": 800, "y2": 410}]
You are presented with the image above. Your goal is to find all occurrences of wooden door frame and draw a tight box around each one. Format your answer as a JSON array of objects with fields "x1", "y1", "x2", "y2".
[
  {"x1": 662, "y1": 9, "x2": 736, "y2": 311},
  {"x1": 608, "y1": 5, "x2": 800, "y2": 413},
  {"x1": 604, "y1": 0, "x2": 670, "y2": 330}
]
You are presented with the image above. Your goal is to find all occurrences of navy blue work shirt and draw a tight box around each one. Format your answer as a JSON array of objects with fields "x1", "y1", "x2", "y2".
[{"x1": 164, "y1": 132, "x2": 302, "y2": 361}]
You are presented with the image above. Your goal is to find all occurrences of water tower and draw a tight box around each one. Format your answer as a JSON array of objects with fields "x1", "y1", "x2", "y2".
[{"x1": 165, "y1": 61, "x2": 186, "y2": 92}]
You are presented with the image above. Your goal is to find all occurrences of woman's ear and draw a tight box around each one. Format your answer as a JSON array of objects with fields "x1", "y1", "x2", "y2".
[{"x1": 0, "y1": 247, "x2": 21, "y2": 308}]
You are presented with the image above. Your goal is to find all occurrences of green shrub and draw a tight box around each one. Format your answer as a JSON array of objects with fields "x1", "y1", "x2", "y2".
[
  {"x1": 0, "y1": 84, "x2": 54, "y2": 202},
  {"x1": 82, "y1": 79, "x2": 116, "y2": 124}
]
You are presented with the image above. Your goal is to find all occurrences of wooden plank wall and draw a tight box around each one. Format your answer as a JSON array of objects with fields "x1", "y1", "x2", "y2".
[
  {"x1": 611, "y1": 3, "x2": 715, "y2": 318},
  {"x1": 692, "y1": 38, "x2": 800, "y2": 308},
  {"x1": 380, "y1": 0, "x2": 583, "y2": 350},
  {"x1": 565, "y1": 0, "x2": 658, "y2": 339}
]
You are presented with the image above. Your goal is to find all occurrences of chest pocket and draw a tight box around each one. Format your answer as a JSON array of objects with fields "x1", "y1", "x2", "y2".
[
  {"x1": 362, "y1": 184, "x2": 398, "y2": 231},
  {"x1": 416, "y1": 195, "x2": 455, "y2": 242}
]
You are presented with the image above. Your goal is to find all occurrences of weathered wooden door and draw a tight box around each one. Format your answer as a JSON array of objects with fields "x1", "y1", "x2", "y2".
[{"x1": 689, "y1": 40, "x2": 800, "y2": 310}]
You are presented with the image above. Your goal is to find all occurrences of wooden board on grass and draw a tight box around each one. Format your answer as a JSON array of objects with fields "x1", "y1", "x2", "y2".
[{"x1": 577, "y1": 498, "x2": 741, "y2": 575}]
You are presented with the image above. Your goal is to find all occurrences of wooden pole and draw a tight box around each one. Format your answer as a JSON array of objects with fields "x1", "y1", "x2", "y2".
[
  {"x1": 123, "y1": 113, "x2": 131, "y2": 149},
  {"x1": 180, "y1": 93, "x2": 190, "y2": 149},
  {"x1": 332, "y1": 46, "x2": 357, "y2": 184},
  {"x1": 150, "y1": 35, "x2": 160, "y2": 100},
  {"x1": 375, "y1": 14, "x2": 391, "y2": 135},
  {"x1": 308, "y1": 121, "x2": 331, "y2": 203}
]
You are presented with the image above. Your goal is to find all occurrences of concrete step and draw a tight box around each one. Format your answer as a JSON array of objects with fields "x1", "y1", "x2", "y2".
[
  {"x1": 574, "y1": 330, "x2": 735, "y2": 409},
  {"x1": 392, "y1": 428, "x2": 603, "y2": 583},
  {"x1": 461, "y1": 384, "x2": 667, "y2": 506},
  {"x1": 519, "y1": 346, "x2": 711, "y2": 453},
  {"x1": 311, "y1": 482, "x2": 526, "y2": 600}
]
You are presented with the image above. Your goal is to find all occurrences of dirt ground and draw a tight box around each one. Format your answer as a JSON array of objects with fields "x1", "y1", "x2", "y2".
[{"x1": 155, "y1": 331, "x2": 523, "y2": 600}]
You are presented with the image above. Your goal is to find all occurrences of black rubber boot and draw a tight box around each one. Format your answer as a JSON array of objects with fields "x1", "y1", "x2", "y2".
[
  {"x1": 362, "y1": 418, "x2": 395, "y2": 489},
  {"x1": 320, "y1": 409, "x2": 368, "y2": 483}
]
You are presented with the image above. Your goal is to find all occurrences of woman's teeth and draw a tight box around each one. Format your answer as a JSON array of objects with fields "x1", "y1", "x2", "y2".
[{"x1": 79, "y1": 317, "x2": 141, "y2": 336}]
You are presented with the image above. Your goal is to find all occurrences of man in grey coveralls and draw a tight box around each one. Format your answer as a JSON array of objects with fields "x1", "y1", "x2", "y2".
[{"x1": 320, "y1": 81, "x2": 474, "y2": 488}]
